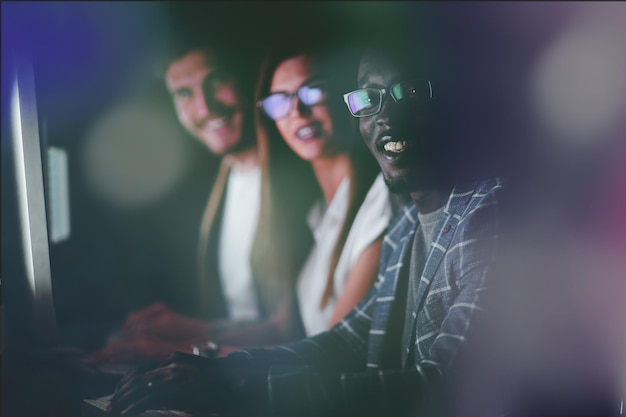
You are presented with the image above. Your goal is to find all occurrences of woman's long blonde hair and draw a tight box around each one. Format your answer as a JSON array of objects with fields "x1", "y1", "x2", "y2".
[{"x1": 251, "y1": 37, "x2": 379, "y2": 312}]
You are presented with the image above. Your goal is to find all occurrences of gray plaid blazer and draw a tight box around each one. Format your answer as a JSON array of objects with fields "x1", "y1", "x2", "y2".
[
  {"x1": 222, "y1": 177, "x2": 506, "y2": 416},
  {"x1": 358, "y1": 177, "x2": 504, "y2": 372}
]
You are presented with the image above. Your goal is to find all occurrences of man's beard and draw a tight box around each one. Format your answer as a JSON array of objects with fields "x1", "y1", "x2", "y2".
[
  {"x1": 383, "y1": 173, "x2": 415, "y2": 194},
  {"x1": 382, "y1": 163, "x2": 444, "y2": 195}
]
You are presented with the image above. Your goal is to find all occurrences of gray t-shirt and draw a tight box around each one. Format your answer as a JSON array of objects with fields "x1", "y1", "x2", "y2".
[{"x1": 401, "y1": 205, "x2": 445, "y2": 366}]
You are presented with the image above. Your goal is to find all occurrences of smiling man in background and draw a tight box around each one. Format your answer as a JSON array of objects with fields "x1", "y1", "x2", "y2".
[{"x1": 85, "y1": 24, "x2": 269, "y2": 365}]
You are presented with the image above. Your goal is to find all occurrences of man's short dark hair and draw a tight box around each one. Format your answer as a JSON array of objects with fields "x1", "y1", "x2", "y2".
[
  {"x1": 157, "y1": 29, "x2": 244, "y2": 78},
  {"x1": 154, "y1": 21, "x2": 261, "y2": 103}
]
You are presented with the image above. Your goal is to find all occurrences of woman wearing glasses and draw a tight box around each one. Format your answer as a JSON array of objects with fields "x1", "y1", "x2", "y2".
[{"x1": 253, "y1": 39, "x2": 393, "y2": 337}]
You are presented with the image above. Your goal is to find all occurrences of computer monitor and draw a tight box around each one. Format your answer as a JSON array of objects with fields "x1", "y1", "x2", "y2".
[{"x1": 2, "y1": 50, "x2": 65, "y2": 352}]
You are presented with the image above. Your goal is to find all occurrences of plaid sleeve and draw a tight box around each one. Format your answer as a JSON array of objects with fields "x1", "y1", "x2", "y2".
[
  {"x1": 219, "y1": 206, "x2": 427, "y2": 417},
  {"x1": 227, "y1": 273, "x2": 380, "y2": 372},
  {"x1": 220, "y1": 291, "x2": 380, "y2": 417},
  {"x1": 228, "y1": 202, "x2": 414, "y2": 371},
  {"x1": 264, "y1": 364, "x2": 441, "y2": 417},
  {"x1": 219, "y1": 184, "x2": 506, "y2": 416}
]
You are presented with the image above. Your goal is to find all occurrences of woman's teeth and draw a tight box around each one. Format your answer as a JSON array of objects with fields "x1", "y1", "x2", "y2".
[
  {"x1": 296, "y1": 126, "x2": 315, "y2": 140},
  {"x1": 207, "y1": 117, "x2": 226, "y2": 130},
  {"x1": 383, "y1": 141, "x2": 408, "y2": 153}
]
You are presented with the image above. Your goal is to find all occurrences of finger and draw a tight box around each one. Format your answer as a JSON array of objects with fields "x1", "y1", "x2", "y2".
[
  {"x1": 109, "y1": 382, "x2": 140, "y2": 414},
  {"x1": 87, "y1": 341, "x2": 141, "y2": 366},
  {"x1": 135, "y1": 302, "x2": 168, "y2": 320},
  {"x1": 115, "y1": 385, "x2": 183, "y2": 416},
  {"x1": 111, "y1": 361, "x2": 209, "y2": 416},
  {"x1": 117, "y1": 376, "x2": 195, "y2": 417},
  {"x1": 111, "y1": 368, "x2": 175, "y2": 416},
  {"x1": 168, "y1": 351, "x2": 212, "y2": 366},
  {"x1": 115, "y1": 365, "x2": 152, "y2": 395},
  {"x1": 110, "y1": 384, "x2": 155, "y2": 416},
  {"x1": 117, "y1": 393, "x2": 155, "y2": 416},
  {"x1": 123, "y1": 303, "x2": 168, "y2": 333},
  {"x1": 115, "y1": 363, "x2": 155, "y2": 393},
  {"x1": 111, "y1": 371, "x2": 158, "y2": 411},
  {"x1": 85, "y1": 343, "x2": 126, "y2": 363},
  {"x1": 113, "y1": 357, "x2": 191, "y2": 404},
  {"x1": 113, "y1": 374, "x2": 138, "y2": 399}
]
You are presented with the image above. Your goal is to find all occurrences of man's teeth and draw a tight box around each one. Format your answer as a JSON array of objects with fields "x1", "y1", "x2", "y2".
[
  {"x1": 207, "y1": 117, "x2": 226, "y2": 130},
  {"x1": 297, "y1": 126, "x2": 313, "y2": 137},
  {"x1": 383, "y1": 141, "x2": 408, "y2": 153}
]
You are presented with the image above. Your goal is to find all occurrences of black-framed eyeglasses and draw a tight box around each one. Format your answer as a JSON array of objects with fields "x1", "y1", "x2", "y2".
[
  {"x1": 343, "y1": 79, "x2": 433, "y2": 118},
  {"x1": 258, "y1": 82, "x2": 327, "y2": 121}
]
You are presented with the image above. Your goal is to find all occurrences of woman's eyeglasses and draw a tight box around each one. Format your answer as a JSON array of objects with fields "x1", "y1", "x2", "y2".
[
  {"x1": 343, "y1": 79, "x2": 432, "y2": 118},
  {"x1": 258, "y1": 82, "x2": 327, "y2": 121}
]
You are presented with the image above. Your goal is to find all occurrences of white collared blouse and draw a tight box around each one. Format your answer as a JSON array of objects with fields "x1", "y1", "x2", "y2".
[{"x1": 296, "y1": 173, "x2": 392, "y2": 336}]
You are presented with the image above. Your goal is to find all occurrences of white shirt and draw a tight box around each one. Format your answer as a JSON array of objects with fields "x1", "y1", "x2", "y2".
[
  {"x1": 218, "y1": 166, "x2": 262, "y2": 321},
  {"x1": 297, "y1": 173, "x2": 392, "y2": 336}
]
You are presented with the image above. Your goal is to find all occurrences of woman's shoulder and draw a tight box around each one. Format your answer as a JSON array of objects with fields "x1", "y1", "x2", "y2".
[
  {"x1": 362, "y1": 173, "x2": 390, "y2": 205},
  {"x1": 354, "y1": 173, "x2": 393, "y2": 226}
]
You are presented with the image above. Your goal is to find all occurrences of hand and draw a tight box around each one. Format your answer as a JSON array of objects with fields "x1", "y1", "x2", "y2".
[
  {"x1": 85, "y1": 333, "x2": 195, "y2": 366},
  {"x1": 215, "y1": 345, "x2": 241, "y2": 358},
  {"x1": 107, "y1": 352, "x2": 222, "y2": 416},
  {"x1": 119, "y1": 302, "x2": 211, "y2": 343}
]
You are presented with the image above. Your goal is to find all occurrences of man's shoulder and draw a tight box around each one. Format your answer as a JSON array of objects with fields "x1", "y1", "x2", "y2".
[
  {"x1": 451, "y1": 177, "x2": 506, "y2": 199},
  {"x1": 444, "y1": 177, "x2": 510, "y2": 250},
  {"x1": 447, "y1": 177, "x2": 507, "y2": 216},
  {"x1": 380, "y1": 178, "x2": 507, "y2": 256}
]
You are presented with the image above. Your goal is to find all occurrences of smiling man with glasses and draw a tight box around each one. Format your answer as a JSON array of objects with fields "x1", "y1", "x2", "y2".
[{"x1": 107, "y1": 7, "x2": 511, "y2": 417}]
